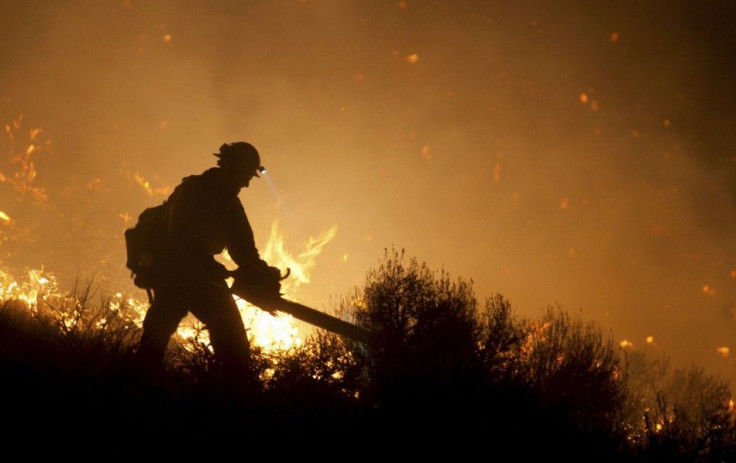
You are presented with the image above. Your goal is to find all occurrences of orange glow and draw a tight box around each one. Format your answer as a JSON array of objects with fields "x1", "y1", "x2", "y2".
[
  {"x1": 421, "y1": 145, "x2": 431, "y2": 159},
  {"x1": 0, "y1": 217, "x2": 336, "y2": 355},
  {"x1": 132, "y1": 173, "x2": 173, "y2": 197},
  {"x1": 493, "y1": 161, "x2": 501, "y2": 183},
  {"x1": 519, "y1": 321, "x2": 551, "y2": 359},
  {"x1": 620, "y1": 339, "x2": 634, "y2": 349},
  {"x1": 221, "y1": 220, "x2": 338, "y2": 352},
  {"x1": 716, "y1": 347, "x2": 730, "y2": 358},
  {"x1": 647, "y1": 224, "x2": 667, "y2": 236},
  {"x1": 4, "y1": 0, "x2": 736, "y2": 392},
  {"x1": 2, "y1": 116, "x2": 50, "y2": 201}
]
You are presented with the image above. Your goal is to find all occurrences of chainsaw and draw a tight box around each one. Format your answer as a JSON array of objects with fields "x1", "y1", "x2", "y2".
[{"x1": 229, "y1": 267, "x2": 370, "y2": 344}]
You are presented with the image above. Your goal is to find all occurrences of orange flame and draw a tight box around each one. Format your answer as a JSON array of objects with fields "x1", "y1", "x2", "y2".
[
  {"x1": 0, "y1": 219, "x2": 337, "y2": 355},
  {"x1": 218, "y1": 221, "x2": 338, "y2": 352},
  {"x1": 2, "y1": 115, "x2": 51, "y2": 201},
  {"x1": 131, "y1": 172, "x2": 172, "y2": 197}
]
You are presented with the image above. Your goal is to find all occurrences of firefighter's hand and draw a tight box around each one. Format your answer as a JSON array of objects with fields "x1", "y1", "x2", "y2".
[
  {"x1": 266, "y1": 266, "x2": 291, "y2": 282},
  {"x1": 266, "y1": 265, "x2": 281, "y2": 279},
  {"x1": 263, "y1": 266, "x2": 283, "y2": 294}
]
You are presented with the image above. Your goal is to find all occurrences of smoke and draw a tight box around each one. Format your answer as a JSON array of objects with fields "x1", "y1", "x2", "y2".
[{"x1": 1, "y1": 1, "x2": 734, "y2": 383}]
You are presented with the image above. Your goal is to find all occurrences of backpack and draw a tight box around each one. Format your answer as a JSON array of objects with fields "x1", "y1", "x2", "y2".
[{"x1": 124, "y1": 201, "x2": 170, "y2": 293}]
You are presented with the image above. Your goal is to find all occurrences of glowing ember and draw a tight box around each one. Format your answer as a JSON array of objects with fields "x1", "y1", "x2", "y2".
[
  {"x1": 0, "y1": 211, "x2": 10, "y2": 222},
  {"x1": 620, "y1": 339, "x2": 633, "y2": 349},
  {"x1": 132, "y1": 173, "x2": 172, "y2": 197},
  {"x1": 406, "y1": 53, "x2": 419, "y2": 64},
  {"x1": 519, "y1": 321, "x2": 551, "y2": 359},
  {"x1": 493, "y1": 161, "x2": 501, "y2": 182},
  {"x1": 716, "y1": 347, "x2": 730, "y2": 358},
  {"x1": 702, "y1": 284, "x2": 716, "y2": 295}
]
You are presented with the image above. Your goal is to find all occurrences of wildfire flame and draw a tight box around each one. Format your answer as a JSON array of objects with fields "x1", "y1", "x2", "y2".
[
  {"x1": 229, "y1": 221, "x2": 338, "y2": 351},
  {"x1": 1, "y1": 115, "x2": 50, "y2": 201},
  {"x1": 0, "y1": 267, "x2": 54, "y2": 309},
  {"x1": 131, "y1": 172, "x2": 172, "y2": 197},
  {"x1": 0, "y1": 218, "x2": 336, "y2": 355},
  {"x1": 1, "y1": 114, "x2": 337, "y2": 362}
]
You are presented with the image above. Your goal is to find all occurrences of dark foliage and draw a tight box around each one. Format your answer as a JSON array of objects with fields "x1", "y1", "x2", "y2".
[{"x1": 1, "y1": 249, "x2": 734, "y2": 461}]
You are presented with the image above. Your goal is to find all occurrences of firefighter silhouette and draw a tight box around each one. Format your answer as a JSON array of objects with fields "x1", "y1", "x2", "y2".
[{"x1": 136, "y1": 142, "x2": 281, "y2": 383}]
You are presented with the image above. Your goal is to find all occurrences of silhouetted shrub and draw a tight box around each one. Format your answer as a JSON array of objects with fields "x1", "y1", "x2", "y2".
[
  {"x1": 351, "y1": 248, "x2": 481, "y2": 409},
  {"x1": 622, "y1": 352, "x2": 736, "y2": 462},
  {"x1": 1, "y1": 250, "x2": 735, "y2": 459},
  {"x1": 344, "y1": 248, "x2": 630, "y2": 458}
]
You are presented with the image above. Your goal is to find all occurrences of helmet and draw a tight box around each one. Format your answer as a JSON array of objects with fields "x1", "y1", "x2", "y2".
[{"x1": 214, "y1": 142, "x2": 265, "y2": 177}]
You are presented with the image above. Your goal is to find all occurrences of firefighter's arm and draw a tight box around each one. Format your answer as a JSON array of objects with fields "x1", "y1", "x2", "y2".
[
  {"x1": 226, "y1": 200, "x2": 287, "y2": 309},
  {"x1": 225, "y1": 202, "x2": 280, "y2": 275}
]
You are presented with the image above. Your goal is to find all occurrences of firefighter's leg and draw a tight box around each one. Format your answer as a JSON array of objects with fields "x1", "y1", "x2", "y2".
[
  {"x1": 138, "y1": 286, "x2": 188, "y2": 373},
  {"x1": 192, "y1": 284, "x2": 254, "y2": 386}
]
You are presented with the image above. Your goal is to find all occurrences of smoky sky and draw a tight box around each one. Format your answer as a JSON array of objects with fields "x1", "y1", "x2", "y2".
[{"x1": 1, "y1": 1, "x2": 735, "y2": 384}]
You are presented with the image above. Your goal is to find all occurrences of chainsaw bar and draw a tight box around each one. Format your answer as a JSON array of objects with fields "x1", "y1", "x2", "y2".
[
  {"x1": 234, "y1": 292, "x2": 370, "y2": 343},
  {"x1": 229, "y1": 268, "x2": 370, "y2": 343},
  {"x1": 264, "y1": 297, "x2": 370, "y2": 344}
]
